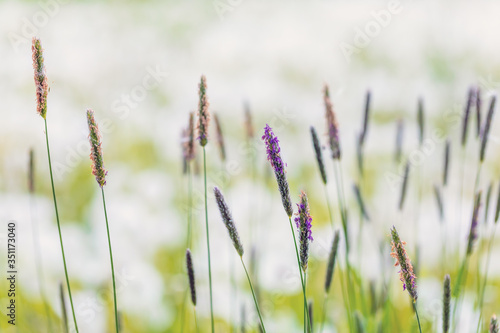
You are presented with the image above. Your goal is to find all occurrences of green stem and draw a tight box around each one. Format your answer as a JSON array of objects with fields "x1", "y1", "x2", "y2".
[
  {"x1": 29, "y1": 195, "x2": 53, "y2": 332},
  {"x1": 44, "y1": 119, "x2": 79, "y2": 333},
  {"x1": 101, "y1": 188, "x2": 119, "y2": 333},
  {"x1": 319, "y1": 293, "x2": 327, "y2": 333},
  {"x1": 287, "y1": 217, "x2": 312, "y2": 332},
  {"x1": 477, "y1": 224, "x2": 497, "y2": 331},
  {"x1": 181, "y1": 163, "x2": 193, "y2": 333},
  {"x1": 203, "y1": 147, "x2": 215, "y2": 332},
  {"x1": 413, "y1": 303, "x2": 422, "y2": 333},
  {"x1": 194, "y1": 307, "x2": 199, "y2": 333},
  {"x1": 240, "y1": 257, "x2": 266, "y2": 333},
  {"x1": 452, "y1": 255, "x2": 469, "y2": 329}
]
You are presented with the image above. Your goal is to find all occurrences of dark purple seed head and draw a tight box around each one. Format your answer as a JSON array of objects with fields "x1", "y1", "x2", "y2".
[
  {"x1": 214, "y1": 187, "x2": 244, "y2": 256},
  {"x1": 310, "y1": 126, "x2": 327, "y2": 184},
  {"x1": 443, "y1": 139, "x2": 450, "y2": 187},
  {"x1": 197, "y1": 75, "x2": 210, "y2": 147},
  {"x1": 186, "y1": 249, "x2": 197, "y2": 306},
  {"x1": 359, "y1": 90, "x2": 371, "y2": 147},
  {"x1": 461, "y1": 87, "x2": 474, "y2": 147},
  {"x1": 398, "y1": 160, "x2": 410, "y2": 211},
  {"x1": 476, "y1": 86, "x2": 482, "y2": 138},
  {"x1": 434, "y1": 184, "x2": 444, "y2": 222},
  {"x1": 395, "y1": 119, "x2": 404, "y2": 163},
  {"x1": 294, "y1": 190, "x2": 313, "y2": 271},
  {"x1": 87, "y1": 109, "x2": 108, "y2": 187},
  {"x1": 443, "y1": 274, "x2": 451, "y2": 333},
  {"x1": 323, "y1": 85, "x2": 341, "y2": 160},
  {"x1": 480, "y1": 96, "x2": 496, "y2": 162},
  {"x1": 467, "y1": 191, "x2": 482, "y2": 256},
  {"x1": 324, "y1": 230, "x2": 340, "y2": 293},
  {"x1": 390, "y1": 226, "x2": 418, "y2": 302},
  {"x1": 417, "y1": 97, "x2": 424, "y2": 145},
  {"x1": 262, "y1": 124, "x2": 293, "y2": 217},
  {"x1": 491, "y1": 315, "x2": 499, "y2": 333}
]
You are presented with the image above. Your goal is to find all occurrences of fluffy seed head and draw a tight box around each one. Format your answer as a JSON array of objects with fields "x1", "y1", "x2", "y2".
[
  {"x1": 262, "y1": 124, "x2": 293, "y2": 217},
  {"x1": 324, "y1": 230, "x2": 340, "y2": 293},
  {"x1": 390, "y1": 226, "x2": 418, "y2": 302},
  {"x1": 186, "y1": 249, "x2": 197, "y2": 306},
  {"x1": 213, "y1": 113, "x2": 226, "y2": 161},
  {"x1": 32, "y1": 37, "x2": 49, "y2": 119},
  {"x1": 310, "y1": 126, "x2": 327, "y2": 184},
  {"x1": 467, "y1": 191, "x2": 482, "y2": 255},
  {"x1": 323, "y1": 85, "x2": 341, "y2": 160},
  {"x1": 197, "y1": 75, "x2": 210, "y2": 146},
  {"x1": 87, "y1": 109, "x2": 107, "y2": 187},
  {"x1": 29, "y1": 149, "x2": 35, "y2": 193},
  {"x1": 295, "y1": 191, "x2": 313, "y2": 271},
  {"x1": 480, "y1": 96, "x2": 496, "y2": 162},
  {"x1": 443, "y1": 274, "x2": 451, "y2": 333},
  {"x1": 214, "y1": 187, "x2": 244, "y2": 256}
]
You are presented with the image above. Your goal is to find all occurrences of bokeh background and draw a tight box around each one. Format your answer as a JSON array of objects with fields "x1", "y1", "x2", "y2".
[{"x1": 1, "y1": 0, "x2": 500, "y2": 332}]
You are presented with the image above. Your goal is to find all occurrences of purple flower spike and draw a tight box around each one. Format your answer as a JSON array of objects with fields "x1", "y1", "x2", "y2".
[
  {"x1": 295, "y1": 191, "x2": 313, "y2": 271},
  {"x1": 323, "y1": 85, "x2": 341, "y2": 160},
  {"x1": 262, "y1": 124, "x2": 293, "y2": 217},
  {"x1": 390, "y1": 226, "x2": 418, "y2": 302}
]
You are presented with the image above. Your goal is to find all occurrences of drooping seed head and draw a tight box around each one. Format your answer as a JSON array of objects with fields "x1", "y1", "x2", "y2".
[
  {"x1": 186, "y1": 249, "x2": 197, "y2": 306},
  {"x1": 214, "y1": 187, "x2": 244, "y2": 256},
  {"x1": 443, "y1": 274, "x2": 451, "y2": 333},
  {"x1": 443, "y1": 139, "x2": 450, "y2": 187},
  {"x1": 390, "y1": 226, "x2": 418, "y2": 302},
  {"x1": 197, "y1": 75, "x2": 210, "y2": 146},
  {"x1": 29, "y1": 149, "x2": 35, "y2": 194},
  {"x1": 467, "y1": 191, "x2": 482, "y2": 255},
  {"x1": 323, "y1": 85, "x2": 341, "y2": 160},
  {"x1": 294, "y1": 190, "x2": 313, "y2": 272},
  {"x1": 461, "y1": 87, "x2": 474, "y2": 146},
  {"x1": 434, "y1": 184, "x2": 444, "y2": 222},
  {"x1": 395, "y1": 119, "x2": 404, "y2": 163},
  {"x1": 480, "y1": 96, "x2": 496, "y2": 162},
  {"x1": 32, "y1": 37, "x2": 49, "y2": 119},
  {"x1": 398, "y1": 160, "x2": 410, "y2": 211},
  {"x1": 353, "y1": 184, "x2": 370, "y2": 221},
  {"x1": 244, "y1": 101, "x2": 254, "y2": 140},
  {"x1": 324, "y1": 230, "x2": 340, "y2": 293},
  {"x1": 262, "y1": 124, "x2": 293, "y2": 217},
  {"x1": 87, "y1": 109, "x2": 108, "y2": 187},
  {"x1": 491, "y1": 314, "x2": 499, "y2": 333},
  {"x1": 310, "y1": 126, "x2": 327, "y2": 184},
  {"x1": 417, "y1": 97, "x2": 424, "y2": 145},
  {"x1": 213, "y1": 113, "x2": 226, "y2": 162},
  {"x1": 359, "y1": 90, "x2": 371, "y2": 147}
]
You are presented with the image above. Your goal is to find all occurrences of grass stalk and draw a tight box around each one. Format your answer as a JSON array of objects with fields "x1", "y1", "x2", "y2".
[
  {"x1": 240, "y1": 257, "x2": 266, "y2": 333},
  {"x1": 203, "y1": 147, "x2": 215, "y2": 332},
  {"x1": 101, "y1": 187, "x2": 119, "y2": 333},
  {"x1": 413, "y1": 303, "x2": 422, "y2": 333},
  {"x1": 44, "y1": 118, "x2": 79, "y2": 333}
]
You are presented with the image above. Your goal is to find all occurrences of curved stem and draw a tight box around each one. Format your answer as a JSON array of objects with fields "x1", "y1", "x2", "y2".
[
  {"x1": 413, "y1": 303, "x2": 422, "y2": 333},
  {"x1": 203, "y1": 147, "x2": 215, "y2": 332},
  {"x1": 101, "y1": 188, "x2": 119, "y2": 333},
  {"x1": 287, "y1": 217, "x2": 312, "y2": 332},
  {"x1": 240, "y1": 257, "x2": 266, "y2": 332},
  {"x1": 44, "y1": 119, "x2": 79, "y2": 333}
]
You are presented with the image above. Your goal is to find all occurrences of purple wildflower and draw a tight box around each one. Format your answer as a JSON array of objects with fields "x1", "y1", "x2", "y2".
[
  {"x1": 390, "y1": 226, "x2": 418, "y2": 302},
  {"x1": 295, "y1": 191, "x2": 313, "y2": 271},
  {"x1": 324, "y1": 85, "x2": 341, "y2": 160},
  {"x1": 262, "y1": 124, "x2": 293, "y2": 217}
]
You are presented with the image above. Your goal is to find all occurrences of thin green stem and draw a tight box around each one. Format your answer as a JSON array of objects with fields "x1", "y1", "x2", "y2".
[
  {"x1": 44, "y1": 119, "x2": 79, "y2": 333},
  {"x1": 304, "y1": 272, "x2": 307, "y2": 333},
  {"x1": 413, "y1": 303, "x2": 422, "y2": 333},
  {"x1": 287, "y1": 217, "x2": 312, "y2": 332},
  {"x1": 203, "y1": 147, "x2": 215, "y2": 332},
  {"x1": 477, "y1": 224, "x2": 497, "y2": 330},
  {"x1": 319, "y1": 293, "x2": 327, "y2": 333},
  {"x1": 101, "y1": 188, "x2": 119, "y2": 333},
  {"x1": 29, "y1": 195, "x2": 53, "y2": 332},
  {"x1": 194, "y1": 307, "x2": 199, "y2": 333},
  {"x1": 240, "y1": 257, "x2": 266, "y2": 333},
  {"x1": 452, "y1": 255, "x2": 469, "y2": 329},
  {"x1": 181, "y1": 163, "x2": 193, "y2": 333}
]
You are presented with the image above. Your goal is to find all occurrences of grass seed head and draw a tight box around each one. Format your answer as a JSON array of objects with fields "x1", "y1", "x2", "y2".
[
  {"x1": 390, "y1": 226, "x2": 418, "y2": 302},
  {"x1": 323, "y1": 84, "x2": 341, "y2": 160},
  {"x1": 294, "y1": 190, "x2": 313, "y2": 271},
  {"x1": 214, "y1": 187, "x2": 244, "y2": 256},
  {"x1": 32, "y1": 37, "x2": 48, "y2": 119},
  {"x1": 87, "y1": 109, "x2": 107, "y2": 187},
  {"x1": 186, "y1": 249, "x2": 197, "y2": 306},
  {"x1": 310, "y1": 126, "x2": 327, "y2": 184},
  {"x1": 197, "y1": 75, "x2": 210, "y2": 147}
]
